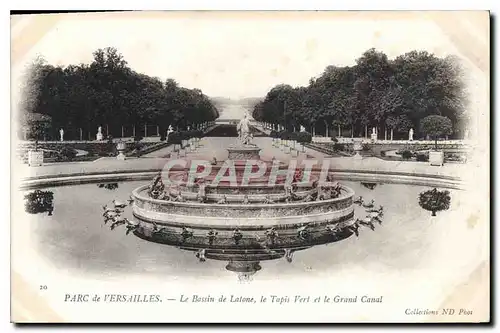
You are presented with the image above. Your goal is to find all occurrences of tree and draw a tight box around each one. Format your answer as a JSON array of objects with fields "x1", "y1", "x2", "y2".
[
  {"x1": 19, "y1": 48, "x2": 219, "y2": 140},
  {"x1": 418, "y1": 188, "x2": 451, "y2": 216},
  {"x1": 24, "y1": 190, "x2": 54, "y2": 215},
  {"x1": 385, "y1": 114, "x2": 412, "y2": 140},
  {"x1": 21, "y1": 113, "x2": 52, "y2": 141},
  {"x1": 420, "y1": 115, "x2": 453, "y2": 149}
]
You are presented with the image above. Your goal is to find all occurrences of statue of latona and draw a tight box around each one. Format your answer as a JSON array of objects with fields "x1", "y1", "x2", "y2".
[{"x1": 237, "y1": 114, "x2": 252, "y2": 145}]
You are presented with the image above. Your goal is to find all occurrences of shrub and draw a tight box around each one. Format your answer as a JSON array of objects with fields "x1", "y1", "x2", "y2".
[
  {"x1": 419, "y1": 188, "x2": 451, "y2": 216},
  {"x1": 401, "y1": 150, "x2": 413, "y2": 160},
  {"x1": 380, "y1": 150, "x2": 386, "y2": 157},
  {"x1": 361, "y1": 143, "x2": 371, "y2": 151},
  {"x1": 58, "y1": 147, "x2": 77, "y2": 161},
  {"x1": 134, "y1": 135, "x2": 143, "y2": 142},
  {"x1": 279, "y1": 131, "x2": 291, "y2": 140},
  {"x1": 331, "y1": 136, "x2": 338, "y2": 143},
  {"x1": 333, "y1": 143, "x2": 345, "y2": 151},
  {"x1": 270, "y1": 130, "x2": 279, "y2": 139},
  {"x1": 160, "y1": 135, "x2": 166, "y2": 141},
  {"x1": 420, "y1": 115, "x2": 453, "y2": 150},
  {"x1": 168, "y1": 132, "x2": 182, "y2": 145},
  {"x1": 181, "y1": 130, "x2": 199, "y2": 140},
  {"x1": 107, "y1": 135, "x2": 114, "y2": 144},
  {"x1": 416, "y1": 153, "x2": 429, "y2": 162},
  {"x1": 289, "y1": 132, "x2": 299, "y2": 141},
  {"x1": 296, "y1": 131, "x2": 312, "y2": 143}
]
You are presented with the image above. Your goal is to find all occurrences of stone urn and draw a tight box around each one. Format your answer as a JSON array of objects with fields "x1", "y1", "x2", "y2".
[
  {"x1": 116, "y1": 141, "x2": 127, "y2": 160},
  {"x1": 353, "y1": 141, "x2": 363, "y2": 160}
]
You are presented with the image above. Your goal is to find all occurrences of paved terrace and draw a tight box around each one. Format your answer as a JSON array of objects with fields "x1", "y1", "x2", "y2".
[{"x1": 16, "y1": 137, "x2": 469, "y2": 183}]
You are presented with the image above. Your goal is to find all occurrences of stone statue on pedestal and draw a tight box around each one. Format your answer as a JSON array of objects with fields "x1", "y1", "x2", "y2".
[
  {"x1": 370, "y1": 127, "x2": 377, "y2": 141},
  {"x1": 166, "y1": 125, "x2": 174, "y2": 140},
  {"x1": 97, "y1": 126, "x2": 103, "y2": 141},
  {"x1": 59, "y1": 128, "x2": 64, "y2": 142},
  {"x1": 237, "y1": 114, "x2": 252, "y2": 145},
  {"x1": 409, "y1": 128, "x2": 414, "y2": 141}
]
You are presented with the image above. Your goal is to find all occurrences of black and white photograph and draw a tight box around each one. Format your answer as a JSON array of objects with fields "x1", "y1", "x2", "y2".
[{"x1": 10, "y1": 10, "x2": 490, "y2": 323}]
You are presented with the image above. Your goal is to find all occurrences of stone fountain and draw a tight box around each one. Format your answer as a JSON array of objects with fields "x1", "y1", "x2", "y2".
[{"x1": 105, "y1": 117, "x2": 381, "y2": 281}]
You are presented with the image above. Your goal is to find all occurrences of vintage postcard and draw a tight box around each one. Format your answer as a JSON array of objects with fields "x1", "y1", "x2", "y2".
[{"x1": 10, "y1": 11, "x2": 490, "y2": 323}]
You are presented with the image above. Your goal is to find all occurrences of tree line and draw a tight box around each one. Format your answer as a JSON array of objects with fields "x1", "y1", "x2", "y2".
[
  {"x1": 18, "y1": 47, "x2": 220, "y2": 141},
  {"x1": 252, "y1": 49, "x2": 469, "y2": 140}
]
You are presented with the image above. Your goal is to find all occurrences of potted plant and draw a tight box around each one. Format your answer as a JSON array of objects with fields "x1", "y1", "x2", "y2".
[
  {"x1": 418, "y1": 188, "x2": 451, "y2": 216},
  {"x1": 420, "y1": 115, "x2": 453, "y2": 166}
]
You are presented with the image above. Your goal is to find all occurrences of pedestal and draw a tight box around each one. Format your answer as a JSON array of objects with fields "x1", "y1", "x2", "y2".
[
  {"x1": 353, "y1": 142, "x2": 363, "y2": 160},
  {"x1": 116, "y1": 142, "x2": 127, "y2": 161},
  {"x1": 28, "y1": 150, "x2": 43, "y2": 167},
  {"x1": 117, "y1": 151, "x2": 126, "y2": 161},
  {"x1": 353, "y1": 151, "x2": 363, "y2": 160},
  {"x1": 227, "y1": 145, "x2": 261, "y2": 160},
  {"x1": 96, "y1": 133, "x2": 103, "y2": 141}
]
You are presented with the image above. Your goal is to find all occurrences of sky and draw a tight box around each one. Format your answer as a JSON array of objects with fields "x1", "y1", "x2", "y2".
[{"x1": 13, "y1": 12, "x2": 464, "y2": 100}]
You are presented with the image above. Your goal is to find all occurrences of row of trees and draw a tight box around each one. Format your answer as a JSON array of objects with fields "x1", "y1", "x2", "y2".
[
  {"x1": 252, "y1": 49, "x2": 469, "y2": 140},
  {"x1": 18, "y1": 47, "x2": 219, "y2": 141}
]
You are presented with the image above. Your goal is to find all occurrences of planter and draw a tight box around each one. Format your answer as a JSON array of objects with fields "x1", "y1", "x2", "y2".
[
  {"x1": 429, "y1": 151, "x2": 444, "y2": 166},
  {"x1": 353, "y1": 142, "x2": 363, "y2": 160},
  {"x1": 28, "y1": 150, "x2": 44, "y2": 167}
]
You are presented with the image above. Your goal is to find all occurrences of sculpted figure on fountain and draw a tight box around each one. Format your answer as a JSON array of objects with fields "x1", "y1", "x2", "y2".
[{"x1": 237, "y1": 114, "x2": 252, "y2": 145}]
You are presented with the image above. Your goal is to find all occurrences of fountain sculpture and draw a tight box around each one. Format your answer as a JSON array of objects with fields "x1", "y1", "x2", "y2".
[{"x1": 103, "y1": 117, "x2": 382, "y2": 281}]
